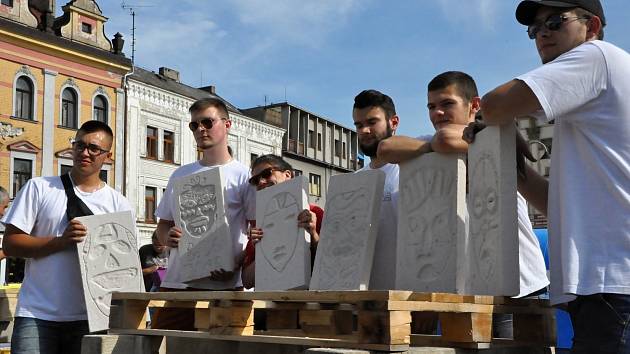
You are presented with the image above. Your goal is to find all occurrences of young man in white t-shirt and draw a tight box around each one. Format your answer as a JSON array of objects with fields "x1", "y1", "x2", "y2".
[
  {"x1": 1, "y1": 121, "x2": 132, "y2": 354},
  {"x1": 352, "y1": 89, "x2": 400, "y2": 290},
  {"x1": 468, "y1": 0, "x2": 630, "y2": 351},
  {"x1": 152, "y1": 97, "x2": 255, "y2": 330}
]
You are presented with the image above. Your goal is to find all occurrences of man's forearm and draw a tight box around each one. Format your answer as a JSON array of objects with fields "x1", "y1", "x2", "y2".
[
  {"x1": 481, "y1": 79, "x2": 542, "y2": 126},
  {"x1": 377, "y1": 136, "x2": 432, "y2": 163},
  {"x1": 517, "y1": 164, "x2": 549, "y2": 216},
  {"x1": 3, "y1": 226, "x2": 67, "y2": 259},
  {"x1": 156, "y1": 219, "x2": 173, "y2": 246}
]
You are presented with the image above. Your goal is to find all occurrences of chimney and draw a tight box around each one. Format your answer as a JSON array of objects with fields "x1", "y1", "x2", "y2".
[
  {"x1": 112, "y1": 33, "x2": 124, "y2": 55},
  {"x1": 199, "y1": 85, "x2": 216, "y2": 95},
  {"x1": 158, "y1": 67, "x2": 180, "y2": 82}
]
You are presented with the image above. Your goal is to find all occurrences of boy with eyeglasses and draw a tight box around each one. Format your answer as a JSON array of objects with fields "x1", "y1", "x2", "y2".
[
  {"x1": 152, "y1": 97, "x2": 255, "y2": 330},
  {"x1": 241, "y1": 154, "x2": 323, "y2": 289},
  {"x1": 465, "y1": 0, "x2": 630, "y2": 351},
  {"x1": 1, "y1": 121, "x2": 132, "y2": 354}
]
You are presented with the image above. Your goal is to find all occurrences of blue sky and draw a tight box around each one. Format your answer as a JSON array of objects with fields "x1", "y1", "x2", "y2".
[{"x1": 97, "y1": 1, "x2": 630, "y2": 137}]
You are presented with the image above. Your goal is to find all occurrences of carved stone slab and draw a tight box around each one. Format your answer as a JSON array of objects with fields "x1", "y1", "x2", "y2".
[
  {"x1": 255, "y1": 176, "x2": 310, "y2": 290},
  {"x1": 310, "y1": 170, "x2": 385, "y2": 290},
  {"x1": 173, "y1": 167, "x2": 234, "y2": 283},
  {"x1": 396, "y1": 153, "x2": 467, "y2": 293},
  {"x1": 467, "y1": 124, "x2": 519, "y2": 296},
  {"x1": 75, "y1": 211, "x2": 143, "y2": 333}
]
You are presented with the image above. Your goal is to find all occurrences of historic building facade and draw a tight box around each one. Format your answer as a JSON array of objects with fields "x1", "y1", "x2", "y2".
[
  {"x1": 125, "y1": 67, "x2": 284, "y2": 244},
  {"x1": 243, "y1": 103, "x2": 363, "y2": 207}
]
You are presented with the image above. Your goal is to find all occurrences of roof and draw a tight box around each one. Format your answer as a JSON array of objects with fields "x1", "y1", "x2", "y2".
[
  {"x1": 0, "y1": 17, "x2": 131, "y2": 69},
  {"x1": 129, "y1": 66, "x2": 242, "y2": 114}
]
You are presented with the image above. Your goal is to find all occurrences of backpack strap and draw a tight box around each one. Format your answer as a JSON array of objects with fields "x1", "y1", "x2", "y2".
[{"x1": 61, "y1": 173, "x2": 94, "y2": 221}]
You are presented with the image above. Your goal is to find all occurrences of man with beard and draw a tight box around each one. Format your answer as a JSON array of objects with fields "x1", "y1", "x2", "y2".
[
  {"x1": 352, "y1": 89, "x2": 400, "y2": 289},
  {"x1": 153, "y1": 97, "x2": 255, "y2": 330},
  {"x1": 1, "y1": 121, "x2": 132, "y2": 354}
]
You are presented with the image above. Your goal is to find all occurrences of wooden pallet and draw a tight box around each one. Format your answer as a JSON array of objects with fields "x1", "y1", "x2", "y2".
[
  {"x1": 109, "y1": 291, "x2": 556, "y2": 352},
  {"x1": 0, "y1": 288, "x2": 19, "y2": 322}
]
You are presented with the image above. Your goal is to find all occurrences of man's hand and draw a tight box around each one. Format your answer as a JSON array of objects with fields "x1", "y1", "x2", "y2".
[
  {"x1": 209, "y1": 268, "x2": 235, "y2": 281},
  {"x1": 59, "y1": 219, "x2": 88, "y2": 247},
  {"x1": 166, "y1": 226, "x2": 182, "y2": 248},
  {"x1": 462, "y1": 121, "x2": 487, "y2": 144},
  {"x1": 248, "y1": 227, "x2": 264, "y2": 245},
  {"x1": 516, "y1": 129, "x2": 536, "y2": 181},
  {"x1": 297, "y1": 209, "x2": 317, "y2": 235}
]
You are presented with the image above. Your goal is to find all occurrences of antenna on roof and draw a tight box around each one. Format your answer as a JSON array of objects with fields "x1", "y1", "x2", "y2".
[{"x1": 121, "y1": 1, "x2": 155, "y2": 64}]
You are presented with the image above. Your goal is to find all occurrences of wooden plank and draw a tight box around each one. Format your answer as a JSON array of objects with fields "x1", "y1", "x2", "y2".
[
  {"x1": 108, "y1": 299, "x2": 148, "y2": 330},
  {"x1": 439, "y1": 312, "x2": 492, "y2": 343},
  {"x1": 299, "y1": 310, "x2": 353, "y2": 335},
  {"x1": 357, "y1": 310, "x2": 410, "y2": 345},
  {"x1": 410, "y1": 312, "x2": 438, "y2": 335},
  {"x1": 109, "y1": 328, "x2": 409, "y2": 352},
  {"x1": 265, "y1": 309, "x2": 299, "y2": 329}
]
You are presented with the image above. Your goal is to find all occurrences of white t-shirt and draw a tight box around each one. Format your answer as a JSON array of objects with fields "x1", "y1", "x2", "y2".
[
  {"x1": 358, "y1": 163, "x2": 399, "y2": 290},
  {"x1": 155, "y1": 159, "x2": 255, "y2": 289},
  {"x1": 0, "y1": 176, "x2": 132, "y2": 322},
  {"x1": 518, "y1": 40, "x2": 630, "y2": 304},
  {"x1": 416, "y1": 134, "x2": 548, "y2": 297}
]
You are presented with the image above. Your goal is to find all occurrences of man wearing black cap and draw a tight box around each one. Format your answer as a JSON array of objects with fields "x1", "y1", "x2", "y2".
[{"x1": 466, "y1": 1, "x2": 630, "y2": 352}]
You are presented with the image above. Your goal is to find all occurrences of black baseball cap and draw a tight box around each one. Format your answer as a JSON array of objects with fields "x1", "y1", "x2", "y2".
[{"x1": 516, "y1": 0, "x2": 606, "y2": 26}]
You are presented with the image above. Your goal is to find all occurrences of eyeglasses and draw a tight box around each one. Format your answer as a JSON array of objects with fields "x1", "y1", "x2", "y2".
[
  {"x1": 188, "y1": 117, "x2": 227, "y2": 132},
  {"x1": 249, "y1": 167, "x2": 282, "y2": 186},
  {"x1": 527, "y1": 14, "x2": 590, "y2": 39},
  {"x1": 71, "y1": 140, "x2": 110, "y2": 156}
]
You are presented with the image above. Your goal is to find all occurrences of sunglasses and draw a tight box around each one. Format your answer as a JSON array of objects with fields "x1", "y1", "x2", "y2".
[
  {"x1": 249, "y1": 167, "x2": 282, "y2": 186},
  {"x1": 71, "y1": 140, "x2": 109, "y2": 156},
  {"x1": 188, "y1": 117, "x2": 227, "y2": 132},
  {"x1": 527, "y1": 14, "x2": 590, "y2": 39}
]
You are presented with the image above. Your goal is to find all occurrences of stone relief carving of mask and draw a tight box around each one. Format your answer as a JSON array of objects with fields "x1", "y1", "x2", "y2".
[
  {"x1": 82, "y1": 222, "x2": 138, "y2": 316},
  {"x1": 470, "y1": 153, "x2": 499, "y2": 282},
  {"x1": 260, "y1": 192, "x2": 300, "y2": 272},
  {"x1": 320, "y1": 188, "x2": 369, "y2": 288},
  {"x1": 401, "y1": 167, "x2": 456, "y2": 282},
  {"x1": 179, "y1": 175, "x2": 217, "y2": 238}
]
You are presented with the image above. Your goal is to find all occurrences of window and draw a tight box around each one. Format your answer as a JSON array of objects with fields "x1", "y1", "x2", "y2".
[
  {"x1": 541, "y1": 138, "x2": 552, "y2": 155},
  {"x1": 317, "y1": 133, "x2": 322, "y2": 151},
  {"x1": 342, "y1": 142, "x2": 347, "y2": 159},
  {"x1": 1, "y1": 0, "x2": 13, "y2": 6},
  {"x1": 250, "y1": 153, "x2": 259, "y2": 165},
  {"x1": 308, "y1": 130, "x2": 316, "y2": 149},
  {"x1": 81, "y1": 22, "x2": 92, "y2": 34},
  {"x1": 294, "y1": 169, "x2": 302, "y2": 176},
  {"x1": 163, "y1": 130, "x2": 174, "y2": 162},
  {"x1": 146, "y1": 126, "x2": 157, "y2": 159},
  {"x1": 93, "y1": 95, "x2": 107, "y2": 123},
  {"x1": 309, "y1": 173, "x2": 321, "y2": 197},
  {"x1": 61, "y1": 88, "x2": 78, "y2": 129},
  {"x1": 145, "y1": 187, "x2": 156, "y2": 223},
  {"x1": 99, "y1": 170, "x2": 108, "y2": 183},
  {"x1": 15, "y1": 77, "x2": 34, "y2": 120},
  {"x1": 60, "y1": 164, "x2": 72, "y2": 176},
  {"x1": 334, "y1": 139, "x2": 342, "y2": 157},
  {"x1": 12, "y1": 158, "x2": 32, "y2": 197}
]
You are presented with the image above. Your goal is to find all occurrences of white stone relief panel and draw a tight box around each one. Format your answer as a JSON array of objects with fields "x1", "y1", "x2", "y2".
[
  {"x1": 173, "y1": 168, "x2": 234, "y2": 283},
  {"x1": 75, "y1": 211, "x2": 143, "y2": 333},
  {"x1": 395, "y1": 153, "x2": 467, "y2": 293},
  {"x1": 255, "y1": 176, "x2": 310, "y2": 290},
  {"x1": 310, "y1": 170, "x2": 385, "y2": 290},
  {"x1": 467, "y1": 125, "x2": 519, "y2": 296}
]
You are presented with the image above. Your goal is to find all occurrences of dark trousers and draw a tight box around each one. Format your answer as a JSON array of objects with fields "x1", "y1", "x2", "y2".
[{"x1": 11, "y1": 317, "x2": 89, "y2": 354}]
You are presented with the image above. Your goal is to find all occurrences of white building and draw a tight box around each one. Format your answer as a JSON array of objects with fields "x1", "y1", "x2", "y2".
[{"x1": 124, "y1": 67, "x2": 284, "y2": 244}]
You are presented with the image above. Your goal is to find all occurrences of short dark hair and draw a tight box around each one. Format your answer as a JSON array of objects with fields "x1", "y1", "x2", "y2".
[
  {"x1": 573, "y1": 7, "x2": 605, "y2": 39},
  {"x1": 353, "y1": 90, "x2": 396, "y2": 118},
  {"x1": 77, "y1": 120, "x2": 113, "y2": 141},
  {"x1": 251, "y1": 154, "x2": 293, "y2": 175},
  {"x1": 428, "y1": 71, "x2": 479, "y2": 102},
  {"x1": 189, "y1": 97, "x2": 230, "y2": 118}
]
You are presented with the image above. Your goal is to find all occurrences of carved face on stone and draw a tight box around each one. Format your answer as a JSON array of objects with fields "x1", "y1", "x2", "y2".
[
  {"x1": 470, "y1": 153, "x2": 499, "y2": 282},
  {"x1": 260, "y1": 192, "x2": 300, "y2": 272},
  {"x1": 83, "y1": 222, "x2": 139, "y2": 316},
  {"x1": 320, "y1": 188, "x2": 369, "y2": 289},
  {"x1": 179, "y1": 175, "x2": 217, "y2": 237},
  {"x1": 400, "y1": 167, "x2": 456, "y2": 282}
]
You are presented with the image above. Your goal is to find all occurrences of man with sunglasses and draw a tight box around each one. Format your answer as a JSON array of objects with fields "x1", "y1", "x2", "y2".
[
  {"x1": 240, "y1": 154, "x2": 323, "y2": 289},
  {"x1": 152, "y1": 97, "x2": 255, "y2": 330},
  {"x1": 466, "y1": 0, "x2": 630, "y2": 351},
  {"x1": 1, "y1": 121, "x2": 132, "y2": 354}
]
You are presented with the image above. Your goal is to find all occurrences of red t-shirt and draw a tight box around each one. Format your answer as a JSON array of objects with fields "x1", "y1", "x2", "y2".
[{"x1": 243, "y1": 204, "x2": 323, "y2": 267}]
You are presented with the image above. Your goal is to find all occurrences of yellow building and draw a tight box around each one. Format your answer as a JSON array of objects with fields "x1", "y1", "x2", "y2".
[{"x1": 0, "y1": 0, "x2": 131, "y2": 201}]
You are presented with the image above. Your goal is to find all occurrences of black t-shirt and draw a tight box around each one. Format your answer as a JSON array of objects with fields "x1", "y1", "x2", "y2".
[{"x1": 139, "y1": 244, "x2": 168, "y2": 291}]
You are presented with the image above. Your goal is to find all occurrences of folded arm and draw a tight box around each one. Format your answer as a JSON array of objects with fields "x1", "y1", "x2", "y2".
[{"x1": 3, "y1": 219, "x2": 86, "y2": 259}]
